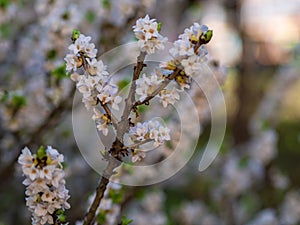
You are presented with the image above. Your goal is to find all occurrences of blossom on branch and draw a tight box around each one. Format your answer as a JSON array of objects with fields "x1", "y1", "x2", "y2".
[
  {"x1": 65, "y1": 31, "x2": 122, "y2": 133},
  {"x1": 133, "y1": 15, "x2": 167, "y2": 54},
  {"x1": 169, "y1": 23, "x2": 212, "y2": 77},
  {"x1": 18, "y1": 146, "x2": 70, "y2": 225},
  {"x1": 129, "y1": 120, "x2": 170, "y2": 148}
]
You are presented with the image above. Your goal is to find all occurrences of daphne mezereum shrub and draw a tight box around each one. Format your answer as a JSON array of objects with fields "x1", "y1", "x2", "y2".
[{"x1": 19, "y1": 15, "x2": 214, "y2": 225}]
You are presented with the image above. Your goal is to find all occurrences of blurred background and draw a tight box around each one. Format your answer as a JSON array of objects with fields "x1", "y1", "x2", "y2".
[{"x1": 0, "y1": 0, "x2": 300, "y2": 224}]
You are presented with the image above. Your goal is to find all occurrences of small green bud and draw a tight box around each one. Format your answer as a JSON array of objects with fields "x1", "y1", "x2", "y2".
[
  {"x1": 51, "y1": 64, "x2": 67, "y2": 80},
  {"x1": 121, "y1": 215, "x2": 133, "y2": 225},
  {"x1": 37, "y1": 146, "x2": 47, "y2": 161},
  {"x1": 157, "y1": 22, "x2": 162, "y2": 33},
  {"x1": 71, "y1": 29, "x2": 81, "y2": 42},
  {"x1": 201, "y1": 30, "x2": 213, "y2": 44}
]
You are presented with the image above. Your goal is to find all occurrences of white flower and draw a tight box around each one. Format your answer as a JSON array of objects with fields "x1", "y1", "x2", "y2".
[
  {"x1": 169, "y1": 23, "x2": 209, "y2": 76},
  {"x1": 181, "y1": 55, "x2": 203, "y2": 76},
  {"x1": 135, "y1": 122, "x2": 149, "y2": 141},
  {"x1": 64, "y1": 54, "x2": 79, "y2": 72},
  {"x1": 133, "y1": 15, "x2": 167, "y2": 54},
  {"x1": 68, "y1": 34, "x2": 97, "y2": 58},
  {"x1": 159, "y1": 88, "x2": 180, "y2": 108},
  {"x1": 136, "y1": 73, "x2": 163, "y2": 102},
  {"x1": 112, "y1": 95, "x2": 122, "y2": 111},
  {"x1": 97, "y1": 122, "x2": 109, "y2": 136},
  {"x1": 18, "y1": 147, "x2": 33, "y2": 168},
  {"x1": 99, "y1": 198, "x2": 113, "y2": 211},
  {"x1": 169, "y1": 39, "x2": 194, "y2": 59},
  {"x1": 129, "y1": 120, "x2": 170, "y2": 148},
  {"x1": 148, "y1": 120, "x2": 170, "y2": 147},
  {"x1": 86, "y1": 58, "x2": 109, "y2": 77},
  {"x1": 97, "y1": 83, "x2": 119, "y2": 104},
  {"x1": 132, "y1": 150, "x2": 146, "y2": 162}
]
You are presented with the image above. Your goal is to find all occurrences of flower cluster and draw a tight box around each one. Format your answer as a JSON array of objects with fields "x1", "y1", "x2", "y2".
[
  {"x1": 64, "y1": 31, "x2": 122, "y2": 135},
  {"x1": 135, "y1": 70, "x2": 180, "y2": 108},
  {"x1": 18, "y1": 146, "x2": 70, "y2": 225},
  {"x1": 168, "y1": 23, "x2": 212, "y2": 78},
  {"x1": 133, "y1": 15, "x2": 167, "y2": 54},
  {"x1": 129, "y1": 119, "x2": 170, "y2": 149},
  {"x1": 136, "y1": 72, "x2": 163, "y2": 102}
]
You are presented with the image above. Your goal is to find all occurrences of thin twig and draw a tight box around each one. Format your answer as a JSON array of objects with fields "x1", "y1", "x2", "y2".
[
  {"x1": 122, "y1": 139, "x2": 152, "y2": 150},
  {"x1": 133, "y1": 68, "x2": 180, "y2": 108},
  {"x1": 116, "y1": 52, "x2": 146, "y2": 141},
  {"x1": 99, "y1": 100, "x2": 118, "y2": 127}
]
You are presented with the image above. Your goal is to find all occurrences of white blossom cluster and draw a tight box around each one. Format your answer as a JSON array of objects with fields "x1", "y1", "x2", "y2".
[
  {"x1": 133, "y1": 15, "x2": 167, "y2": 54},
  {"x1": 169, "y1": 23, "x2": 209, "y2": 77},
  {"x1": 135, "y1": 70, "x2": 180, "y2": 108},
  {"x1": 64, "y1": 33, "x2": 122, "y2": 135},
  {"x1": 129, "y1": 119, "x2": 171, "y2": 150},
  {"x1": 18, "y1": 146, "x2": 70, "y2": 225}
]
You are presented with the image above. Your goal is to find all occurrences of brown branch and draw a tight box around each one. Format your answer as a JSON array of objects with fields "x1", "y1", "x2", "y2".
[
  {"x1": 116, "y1": 52, "x2": 146, "y2": 141},
  {"x1": 122, "y1": 139, "x2": 153, "y2": 150},
  {"x1": 99, "y1": 100, "x2": 118, "y2": 127},
  {"x1": 82, "y1": 157, "x2": 120, "y2": 225},
  {"x1": 82, "y1": 52, "x2": 148, "y2": 225}
]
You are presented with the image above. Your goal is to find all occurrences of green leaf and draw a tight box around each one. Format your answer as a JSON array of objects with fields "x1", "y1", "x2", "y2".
[
  {"x1": 71, "y1": 29, "x2": 81, "y2": 42},
  {"x1": 37, "y1": 146, "x2": 47, "y2": 160},
  {"x1": 61, "y1": 11, "x2": 70, "y2": 20},
  {"x1": 57, "y1": 210, "x2": 67, "y2": 223},
  {"x1": 121, "y1": 215, "x2": 133, "y2": 225},
  {"x1": 157, "y1": 22, "x2": 162, "y2": 33},
  {"x1": 261, "y1": 120, "x2": 271, "y2": 131},
  {"x1": 58, "y1": 214, "x2": 66, "y2": 222},
  {"x1": 0, "y1": 0, "x2": 9, "y2": 9},
  {"x1": 102, "y1": 0, "x2": 111, "y2": 8},
  {"x1": 97, "y1": 211, "x2": 106, "y2": 224},
  {"x1": 238, "y1": 156, "x2": 250, "y2": 168},
  {"x1": 165, "y1": 140, "x2": 173, "y2": 149},
  {"x1": 11, "y1": 94, "x2": 27, "y2": 108},
  {"x1": 109, "y1": 189, "x2": 123, "y2": 204},
  {"x1": 86, "y1": 10, "x2": 96, "y2": 23},
  {"x1": 51, "y1": 64, "x2": 68, "y2": 80},
  {"x1": 123, "y1": 162, "x2": 134, "y2": 174},
  {"x1": 135, "y1": 188, "x2": 146, "y2": 200},
  {"x1": 46, "y1": 49, "x2": 57, "y2": 60},
  {"x1": 137, "y1": 105, "x2": 148, "y2": 114},
  {"x1": 240, "y1": 193, "x2": 259, "y2": 214},
  {"x1": 118, "y1": 78, "x2": 131, "y2": 90},
  {"x1": 201, "y1": 30, "x2": 213, "y2": 44},
  {"x1": 0, "y1": 23, "x2": 12, "y2": 39}
]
